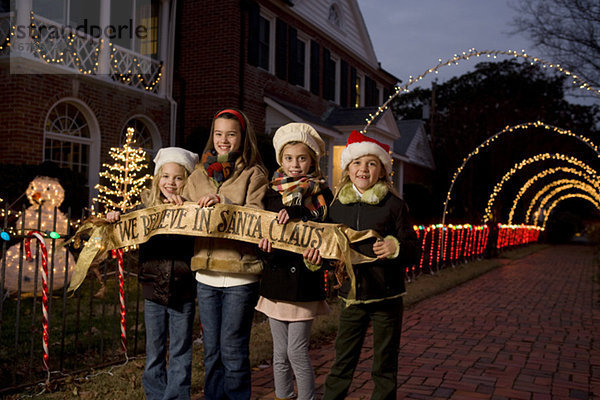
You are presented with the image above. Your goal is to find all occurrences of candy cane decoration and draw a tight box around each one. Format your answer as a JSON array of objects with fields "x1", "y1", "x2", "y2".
[
  {"x1": 24, "y1": 230, "x2": 50, "y2": 377},
  {"x1": 116, "y1": 249, "x2": 127, "y2": 353}
]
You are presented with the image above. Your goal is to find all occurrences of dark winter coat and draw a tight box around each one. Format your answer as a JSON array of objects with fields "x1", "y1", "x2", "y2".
[
  {"x1": 327, "y1": 182, "x2": 419, "y2": 302},
  {"x1": 259, "y1": 186, "x2": 333, "y2": 302},
  {"x1": 138, "y1": 234, "x2": 196, "y2": 311}
]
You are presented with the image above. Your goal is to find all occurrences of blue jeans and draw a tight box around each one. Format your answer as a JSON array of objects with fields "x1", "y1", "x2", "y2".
[
  {"x1": 143, "y1": 299, "x2": 196, "y2": 400},
  {"x1": 197, "y1": 281, "x2": 259, "y2": 400}
]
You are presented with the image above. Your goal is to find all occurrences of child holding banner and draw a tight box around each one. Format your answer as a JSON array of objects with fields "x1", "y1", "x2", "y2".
[
  {"x1": 182, "y1": 108, "x2": 268, "y2": 400},
  {"x1": 255, "y1": 123, "x2": 332, "y2": 400},
  {"x1": 106, "y1": 147, "x2": 199, "y2": 400},
  {"x1": 323, "y1": 130, "x2": 419, "y2": 400}
]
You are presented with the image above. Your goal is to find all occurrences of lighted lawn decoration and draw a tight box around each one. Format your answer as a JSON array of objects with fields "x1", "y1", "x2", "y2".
[{"x1": 3, "y1": 176, "x2": 75, "y2": 294}]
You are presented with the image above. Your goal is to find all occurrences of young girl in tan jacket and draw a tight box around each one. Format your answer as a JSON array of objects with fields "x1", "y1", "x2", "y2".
[{"x1": 182, "y1": 109, "x2": 268, "y2": 400}]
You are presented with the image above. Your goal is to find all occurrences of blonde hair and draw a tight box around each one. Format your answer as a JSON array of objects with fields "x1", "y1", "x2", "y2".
[
  {"x1": 279, "y1": 141, "x2": 323, "y2": 178},
  {"x1": 203, "y1": 109, "x2": 267, "y2": 175},
  {"x1": 332, "y1": 158, "x2": 398, "y2": 201},
  {"x1": 143, "y1": 164, "x2": 190, "y2": 207}
]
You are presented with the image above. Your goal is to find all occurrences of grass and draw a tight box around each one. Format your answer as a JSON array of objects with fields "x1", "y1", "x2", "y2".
[{"x1": 7, "y1": 244, "x2": 549, "y2": 399}]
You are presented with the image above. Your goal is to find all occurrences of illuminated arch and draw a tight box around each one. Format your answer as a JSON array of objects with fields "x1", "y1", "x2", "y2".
[
  {"x1": 526, "y1": 180, "x2": 600, "y2": 225},
  {"x1": 482, "y1": 153, "x2": 600, "y2": 223},
  {"x1": 441, "y1": 121, "x2": 600, "y2": 224},
  {"x1": 541, "y1": 193, "x2": 600, "y2": 230},
  {"x1": 507, "y1": 167, "x2": 600, "y2": 224},
  {"x1": 362, "y1": 49, "x2": 600, "y2": 133}
]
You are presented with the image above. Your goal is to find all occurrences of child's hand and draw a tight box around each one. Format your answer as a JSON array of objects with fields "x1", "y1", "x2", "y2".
[
  {"x1": 258, "y1": 237, "x2": 272, "y2": 253},
  {"x1": 277, "y1": 209, "x2": 290, "y2": 224},
  {"x1": 165, "y1": 194, "x2": 185, "y2": 205},
  {"x1": 303, "y1": 247, "x2": 322, "y2": 265},
  {"x1": 373, "y1": 238, "x2": 397, "y2": 259},
  {"x1": 106, "y1": 211, "x2": 121, "y2": 223},
  {"x1": 197, "y1": 194, "x2": 220, "y2": 207}
]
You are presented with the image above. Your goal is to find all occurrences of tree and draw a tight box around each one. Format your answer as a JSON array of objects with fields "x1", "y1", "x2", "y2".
[
  {"x1": 94, "y1": 127, "x2": 152, "y2": 214},
  {"x1": 510, "y1": 0, "x2": 600, "y2": 90},
  {"x1": 392, "y1": 60, "x2": 600, "y2": 223}
]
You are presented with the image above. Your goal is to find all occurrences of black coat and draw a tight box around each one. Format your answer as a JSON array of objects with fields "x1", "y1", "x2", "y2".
[
  {"x1": 328, "y1": 189, "x2": 419, "y2": 302},
  {"x1": 138, "y1": 234, "x2": 196, "y2": 310},
  {"x1": 259, "y1": 186, "x2": 333, "y2": 302}
]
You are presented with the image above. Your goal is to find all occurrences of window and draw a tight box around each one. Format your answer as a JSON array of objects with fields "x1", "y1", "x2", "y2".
[
  {"x1": 44, "y1": 101, "x2": 92, "y2": 177},
  {"x1": 310, "y1": 41, "x2": 320, "y2": 95},
  {"x1": 351, "y1": 68, "x2": 362, "y2": 108},
  {"x1": 289, "y1": 28, "x2": 308, "y2": 88},
  {"x1": 121, "y1": 118, "x2": 157, "y2": 156},
  {"x1": 323, "y1": 48, "x2": 337, "y2": 102},
  {"x1": 110, "y1": 0, "x2": 159, "y2": 58},
  {"x1": 257, "y1": 14, "x2": 272, "y2": 71}
]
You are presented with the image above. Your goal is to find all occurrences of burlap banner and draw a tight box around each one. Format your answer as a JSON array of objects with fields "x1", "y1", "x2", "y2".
[{"x1": 67, "y1": 203, "x2": 380, "y2": 293}]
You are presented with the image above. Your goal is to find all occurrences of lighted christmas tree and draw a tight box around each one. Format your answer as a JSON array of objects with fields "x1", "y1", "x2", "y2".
[{"x1": 94, "y1": 127, "x2": 152, "y2": 214}]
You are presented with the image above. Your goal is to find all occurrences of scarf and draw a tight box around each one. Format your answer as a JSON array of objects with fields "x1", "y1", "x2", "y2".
[
  {"x1": 202, "y1": 150, "x2": 240, "y2": 184},
  {"x1": 270, "y1": 168, "x2": 328, "y2": 221}
]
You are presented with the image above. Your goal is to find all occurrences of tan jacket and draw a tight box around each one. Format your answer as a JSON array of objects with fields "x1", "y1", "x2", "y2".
[{"x1": 182, "y1": 162, "x2": 268, "y2": 275}]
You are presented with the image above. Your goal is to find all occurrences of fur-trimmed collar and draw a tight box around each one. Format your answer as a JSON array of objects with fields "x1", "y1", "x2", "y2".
[{"x1": 338, "y1": 181, "x2": 388, "y2": 205}]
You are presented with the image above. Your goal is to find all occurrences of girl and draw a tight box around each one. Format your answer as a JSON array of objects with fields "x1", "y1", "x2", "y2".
[
  {"x1": 182, "y1": 108, "x2": 268, "y2": 400},
  {"x1": 323, "y1": 131, "x2": 419, "y2": 400},
  {"x1": 255, "y1": 123, "x2": 332, "y2": 400},
  {"x1": 106, "y1": 147, "x2": 199, "y2": 400}
]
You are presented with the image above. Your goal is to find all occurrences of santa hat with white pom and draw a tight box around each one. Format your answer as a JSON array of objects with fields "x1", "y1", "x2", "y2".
[{"x1": 340, "y1": 130, "x2": 392, "y2": 174}]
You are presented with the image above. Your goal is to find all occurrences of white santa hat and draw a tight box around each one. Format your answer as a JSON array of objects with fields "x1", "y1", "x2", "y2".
[
  {"x1": 341, "y1": 130, "x2": 392, "y2": 174},
  {"x1": 272, "y1": 123, "x2": 326, "y2": 165},
  {"x1": 153, "y1": 147, "x2": 199, "y2": 175}
]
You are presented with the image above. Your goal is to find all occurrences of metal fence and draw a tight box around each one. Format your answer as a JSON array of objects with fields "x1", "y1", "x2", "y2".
[{"x1": 0, "y1": 205, "x2": 146, "y2": 394}]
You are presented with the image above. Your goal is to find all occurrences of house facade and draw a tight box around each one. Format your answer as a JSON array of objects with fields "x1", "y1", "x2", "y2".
[
  {"x1": 1, "y1": 0, "x2": 177, "y2": 204},
  {"x1": 174, "y1": 0, "x2": 408, "y2": 190},
  {"x1": 1, "y1": 0, "x2": 429, "y2": 204}
]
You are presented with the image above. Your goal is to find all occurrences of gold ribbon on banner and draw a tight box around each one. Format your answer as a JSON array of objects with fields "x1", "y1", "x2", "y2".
[{"x1": 66, "y1": 203, "x2": 381, "y2": 293}]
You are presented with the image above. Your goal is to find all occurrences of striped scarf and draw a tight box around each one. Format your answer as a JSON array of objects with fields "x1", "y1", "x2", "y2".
[
  {"x1": 270, "y1": 169, "x2": 328, "y2": 221},
  {"x1": 202, "y1": 150, "x2": 239, "y2": 184}
]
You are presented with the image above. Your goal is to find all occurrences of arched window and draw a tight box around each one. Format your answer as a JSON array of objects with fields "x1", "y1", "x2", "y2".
[
  {"x1": 43, "y1": 99, "x2": 100, "y2": 204},
  {"x1": 44, "y1": 101, "x2": 93, "y2": 175},
  {"x1": 121, "y1": 116, "x2": 162, "y2": 157}
]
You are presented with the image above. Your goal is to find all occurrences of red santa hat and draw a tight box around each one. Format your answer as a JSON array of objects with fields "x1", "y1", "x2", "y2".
[{"x1": 341, "y1": 130, "x2": 392, "y2": 174}]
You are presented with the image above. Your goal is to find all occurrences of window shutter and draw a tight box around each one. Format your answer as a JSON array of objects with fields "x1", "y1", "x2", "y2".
[
  {"x1": 350, "y1": 67, "x2": 357, "y2": 106},
  {"x1": 247, "y1": 1, "x2": 260, "y2": 67},
  {"x1": 288, "y1": 26, "x2": 298, "y2": 84},
  {"x1": 340, "y1": 60, "x2": 348, "y2": 107},
  {"x1": 310, "y1": 41, "x2": 320, "y2": 95},
  {"x1": 276, "y1": 19, "x2": 287, "y2": 80}
]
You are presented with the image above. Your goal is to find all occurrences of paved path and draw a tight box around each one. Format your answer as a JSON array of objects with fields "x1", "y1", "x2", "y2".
[{"x1": 251, "y1": 244, "x2": 600, "y2": 399}]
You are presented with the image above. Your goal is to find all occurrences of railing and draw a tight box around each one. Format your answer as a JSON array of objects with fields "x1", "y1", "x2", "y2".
[
  {"x1": 0, "y1": 204, "x2": 543, "y2": 394},
  {"x1": 1, "y1": 13, "x2": 163, "y2": 94}
]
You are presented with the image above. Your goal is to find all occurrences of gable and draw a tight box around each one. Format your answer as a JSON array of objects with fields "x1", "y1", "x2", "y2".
[
  {"x1": 288, "y1": 0, "x2": 379, "y2": 69},
  {"x1": 406, "y1": 126, "x2": 435, "y2": 170}
]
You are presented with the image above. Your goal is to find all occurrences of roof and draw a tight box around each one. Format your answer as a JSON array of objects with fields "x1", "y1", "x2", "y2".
[
  {"x1": 394, "y1": 119, "x2": 424, "y2": 155},
  {"x1": 324, "y1": 106, "x2": 384, "y2": 127}
]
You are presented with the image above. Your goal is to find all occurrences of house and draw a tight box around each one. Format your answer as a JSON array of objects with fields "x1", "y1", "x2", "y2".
[
  {"x1": 174, "y1": 0, "x2": 405, "y2": 189},
  {"x1": 1, "y1": 0, "x2": 431, "y2": 205}
]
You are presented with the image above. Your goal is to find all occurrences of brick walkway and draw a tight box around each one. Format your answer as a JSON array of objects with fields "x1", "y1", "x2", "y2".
[{"x1": 250, "y1": 244, "x2": 600, "y2": 399}]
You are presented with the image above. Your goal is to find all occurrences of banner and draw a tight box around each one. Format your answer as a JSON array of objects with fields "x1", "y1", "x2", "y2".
[{"x1": 67, "y1": 203, "x2": 381, "y2": 293}]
